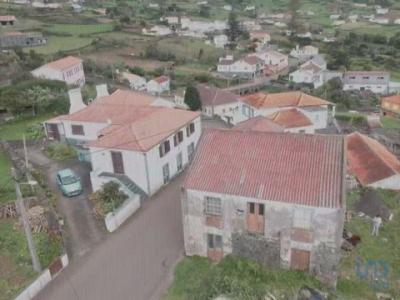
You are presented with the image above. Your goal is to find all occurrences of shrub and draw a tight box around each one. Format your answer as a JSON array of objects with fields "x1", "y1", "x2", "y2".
[
  {"x1": 90, "y1": 181, "x2": 128, "y2": 215},
  {"x1": 46, "y1": 143, "x2": 77, "y2": 161},
  {"x1": 26, "y1": 122, "x2": 46, "y2": 140}
]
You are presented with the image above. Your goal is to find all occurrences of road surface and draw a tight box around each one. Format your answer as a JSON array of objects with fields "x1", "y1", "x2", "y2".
[{"x1": 34, "y1": 174, "x2": 185, "y2": 300}]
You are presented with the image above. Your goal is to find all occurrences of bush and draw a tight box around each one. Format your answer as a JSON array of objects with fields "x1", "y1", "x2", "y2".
[
  {"x1": 46, "y1": 143, "x2": 77, "y2": 161},
  {"x1": 90, "y1": 181, "x2": 128, "y2": 215},
  {"x1": 26, "y1": 123, "x2": 46, "y2": 140}
]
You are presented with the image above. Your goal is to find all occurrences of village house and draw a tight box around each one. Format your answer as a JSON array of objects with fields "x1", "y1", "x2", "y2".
[
  {"x1": 0, "y1": 31, "x2": 47, "y2": 48},
  {"x1": 381, "y1": 95, "x2": 400, "y2": 117},
  {"x1": 182, "y1": 129, "x2": 346, "y2": 286},
  {"x1": 44, "y1": 89, "x2": 201, "y2": 196},
  {"x1": 289, "y1": 55, "x2": 329, "y2": 89},
  {"x1": 342, "y1": 71, "x2": 390, "y2": 94},
  {"x1": 347, "y1": 132, "x2": 400, "y2": 190},
  {"x1": 196, "y1": 84, "x2": 240, "y2": 124},
  {"x1": 249, "y1": 30, "x2": 271, "y2": 51},
  {"x1": 249, "y1": 49, "x2": 289, "y2": 74},
  {"x1": 371, "y1": 16, "x2": 390, "y2": 25},
  {"x1": 0, "y1": 15, "x2": 16, "y2": 26},
  {"x1": 213, "y1": 34, "x2": 228, "y2": 48},
  {"x1": 146, "y1": 75, "x2": 170, "y2": 95},
  {"x1": 121, "y1": 72, "x2": 146, "y2": 91},
  {"x1": 142, "y1": 25, "x2": 172, "y2": 36},
  {"x1": 290, "y1": 45, "x2": 319, "y2": 61},
  {"x1": 31, "y1": 56, "x2": 85, "y2": 86},
  {"x1": 217, "y1": 55, "x2": 264, "y2": 79},
  {"x1": 240, "y1": 91, "x2": 334, "y2": 130}
]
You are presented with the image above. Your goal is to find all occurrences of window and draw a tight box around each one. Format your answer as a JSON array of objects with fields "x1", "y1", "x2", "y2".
[
  {"x1": 174, "y1": 131, "x2": 184, "y2": 146},
  {"x1": 71, "y1": 124, "x2": 84, "y2": 135},
  {"x1": 187, "y1": 142, "x2": 195, "y2": 161},
  {"x1": 349, "y1": 76, "x2": 356, "y2": 80},
  {"x1": 186, "y1": 122, "x2": 195, "y2": 137},
  {"x1": 159, "y1": 140, "x2": 170, "y2": 157},
  {"x1": 362, "y1": 76, "x2": 370, "y2": 80},
  {"x1": 205, "y1": 196, "x2": 222, "y2": 216},
  {"x1": 259, "y1": 204, "x2": 264, "y2": 216},
  {"x1": 162, "y1": 163, "x2": 170, "y2": 184},
  {"x1": 249, "y1": 202, "x2": 255, "y2": 214},
  {"x1": 207, "y1": 233, "x2": 222, "y2": 249},
  {"x1": 176, "y1": 152, "x2": 183, "y2": 171}
]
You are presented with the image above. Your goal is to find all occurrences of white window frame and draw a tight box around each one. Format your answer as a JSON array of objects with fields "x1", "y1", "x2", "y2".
[{"x1": 205, "y1": 196, "x2": 222, "y2": 216}]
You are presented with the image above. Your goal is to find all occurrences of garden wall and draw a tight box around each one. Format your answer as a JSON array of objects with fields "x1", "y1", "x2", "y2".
[{"x1": 105, "y1": 195, "x2": 141, "y2": 232}]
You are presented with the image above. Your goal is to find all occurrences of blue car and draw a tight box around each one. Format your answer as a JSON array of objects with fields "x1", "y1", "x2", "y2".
[{"x1": 56, "y1": 169, "x2": 82, "y2": 197}]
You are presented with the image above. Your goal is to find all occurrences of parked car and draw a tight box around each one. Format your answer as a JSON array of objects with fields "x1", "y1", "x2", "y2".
[{"x1": 56, "y1": 169, "x2": 82, "y2": 197}]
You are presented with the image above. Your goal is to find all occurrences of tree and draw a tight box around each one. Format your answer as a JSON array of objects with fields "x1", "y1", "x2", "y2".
[
  {"x1": 225, "y1": 11, "x2": 241, "y2": 43},
  {"x1": 25, "y1": 86, "x2": 51, "y2": 116},
  {"x1": 184, "y1": 85, "x2": 202, "y2": 111},
  {"x1": 98, "y1": 182, "x2": 128, "y2": 213}
]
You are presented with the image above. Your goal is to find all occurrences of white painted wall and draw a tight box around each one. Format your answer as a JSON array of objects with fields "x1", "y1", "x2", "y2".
[
  {"x1": 343, "y1": 83, "x2": 389, "y2": 94},
  {"x1": 368, "y1": 174, "x2": 400, "y2": 190},
  {"x1": 62, "y1": 121, "x2": 108, "y2": 141},
  {"x1": 147, "y1": 80, "x2": 170, "y2": 95},
  {"x1": 32, "y1": 62, "x2": 85, "y2": 86}
]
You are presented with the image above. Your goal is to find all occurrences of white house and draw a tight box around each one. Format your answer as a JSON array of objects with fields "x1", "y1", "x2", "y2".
[
  {"x1": 240, "y1": 91, "x2": 335, "y2": 130},
  {"x1": 121, "y1": 72, "x2": 146, "y2": 91},
  {"x1": 217, "y1": 55, "x2": 264, "y2": 79},
  {"x1": 213, "y1": 34, "x2": 228, "y2": 48},
  {"x1": 31, "y1": 56, "x2": 85, "y2": 86},
  {"x1": 196, "y1": 84, "x2": 241, "y2": 124},
  {"x1": 343, "y1": 71, "x2": 390, "y2": 94},
  {"x1": 371, "y1": 17, "x2": 390, "y2": 24},
  {"x1": 44, "y1": 89, "x2": 201, "y2": 197},
  {"x1": 289, "y1": 56, "x2": 328, "y2": 89},
  {"x1": 290, "y1": 45, "x2": 319, "y2": 61},
  {"x1": 182, "y1": 129, "x2": 345, "y2": 286},
  {"x1": 347, "y1": 132, "x2": 400, "y2": 190},
  {"x1": 249, "y1": 49, "x2": 288, "y2": 73},
  {"x1": 146, "y1": 75, "x2": 170, "y2": 95},
  {"x1": 142, "y1": 25, "x2": 172, "y2": 36},
  {"x1": 376, "y1": 7, "x2": 389, "y2": 15}
]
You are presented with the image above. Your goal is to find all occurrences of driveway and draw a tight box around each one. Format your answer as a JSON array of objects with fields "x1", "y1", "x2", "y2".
[
  {"x1": 34, "y1": 174, "x2": 185, "y2": 300},
  {"x1": 15, "y1": 143, "x2": 106, "y2": 258}
]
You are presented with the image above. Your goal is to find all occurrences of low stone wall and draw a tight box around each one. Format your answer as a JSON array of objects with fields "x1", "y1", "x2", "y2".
[
  {"x1": 105, "y1": 195, "x2": 141, "y2": 233},
  {"x1": 15, "y1": 254, "x2": 69, "y2": 300},
  {"x1": 231, "y1": 232, "x2": 280, "y2": 268}
]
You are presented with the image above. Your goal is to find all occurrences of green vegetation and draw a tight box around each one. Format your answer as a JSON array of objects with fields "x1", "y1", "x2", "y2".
[
  {"x1": 165, "y1": 256, "x2": 326, "y2": 300},
  {"x1": 339, "y1": 189, "x2": 400, "y2": 299},
  {"x1": 0, "y1": 114, "x2": 52, "y2": 141},
  {"x1": 0, "y1": 151, "x2": 14, "y2": 205},
  {"x1": 380, "y1": 116, "x2": 400, "y2": 129},
  {"x1": 43, "y1": 23, "x2": 115, "y2": 36},
  {"x1": 184, "y1": 85, "x2": 202, "y2": 111},
  {"x1": 335, "y1": 112, "x2": 366, "y2": 126},
  {"x1": 46, "y1": 142, "x2": 77, "y2": 161},
  {"x1": 90, "y1": 181, "x2": 128, "y2": 215},
  {"x1": 32, "y1": 36, "x2": 93, "y2": 55}
]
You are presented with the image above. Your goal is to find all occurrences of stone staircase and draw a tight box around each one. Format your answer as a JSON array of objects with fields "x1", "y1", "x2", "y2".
[{"x1": 99, "y1": 172, "x2": 148, "y2": 200}]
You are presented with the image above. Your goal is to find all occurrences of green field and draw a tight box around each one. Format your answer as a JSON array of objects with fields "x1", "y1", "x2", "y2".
[
  {"x1": 43, "y1": 23, "x2": 115, "y2": 36},
  {"x1": 381, "y1": 116, "x2": 400, "y2": 129},
  {"x1": 32, "y1": 36, "x2": 93, "y2": 54},
  {"x1": 0, "y1": 114, "x2": 51, "y2": 141},
  {"x1": 0, "y1": 151, "x2": 14, "y2": 205}
]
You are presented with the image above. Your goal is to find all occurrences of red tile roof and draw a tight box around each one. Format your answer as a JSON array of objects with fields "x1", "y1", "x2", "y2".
[
  {"x1": 381, "y1": 95, "x2": 400, "y2": 106},
  {"x1": 241, "y1": 91, "x2": 331, "y2": 109},
  {"x1": 242, "y1": 55, "x2": 263, "y2": 65},
  {"x1": 268, "y1": 108, "x2": 313, "y2": 128},
  {"x1": 347, "y1": 132, "x2": 400, "y2": 186},
  {"x1": 184, "y1": 129, "x2": 345, "y2": 208},
  {"x1": 196, "y1": 84, "x2": 239, "y2": 106},
  {"x1": 45, "y1": 56, "x2": 82, "y2": 71},
  {"x1": 233, "y1": 116, "x2": 285, "y2": 133},
  {"x1": 153, "y1": 75, "x2": 169, "y2": 84}
]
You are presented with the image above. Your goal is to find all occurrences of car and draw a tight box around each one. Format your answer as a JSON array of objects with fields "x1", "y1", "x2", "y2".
[{"x1": 56, "y1": 168, "x2": 82, "y2": 197}]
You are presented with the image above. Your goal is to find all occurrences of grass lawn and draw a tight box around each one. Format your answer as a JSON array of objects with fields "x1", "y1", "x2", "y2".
[
  {"x1": 31, "y1": 36, "x2": 93, "y2": 55},
  {"x1": 380, "y1": 116, "x2": 400, "y2": 129},
  {"x1": 43, "y1": 23, "x2": 115, "y2": 36},
  {"x1": 0, "y1": 219, "x2": 36, "y2": 300},
  {"x1": 0, "y1": 151, "x2": 14, "y2": 205},
  {"x1": 0, "y1": 113, "x2": 52, "y2": 141},
  {"x1": 339, "y1": 189, "x2": 400, "y2": 299},
  {"x1": 165, "y1": 256, "x2": 328, "y2": 300}
]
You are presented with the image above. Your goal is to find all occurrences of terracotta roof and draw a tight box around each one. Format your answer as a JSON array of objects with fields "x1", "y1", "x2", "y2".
[
  {"x1": 197, "y1": 84, "x2": 239, "y2": 106},
  {"x1": 233, "y1": 116, "x2": 285, "y2": 133},
  {"x1": 265, "y1": 49, "x2": 287, "y2": 60},
  {"x1": 4, "y1": 31, "x2": 23, "y2": 36},
  {"x1": 241, "y1": 91, "x2": 331, "y2": 109},
  {"x1": 44, "y1": 56, "x2": 82, "y2": 71},
  {"x1": 184, "y1": 129, "x2": 345, "y2": 208},
  {"x1": 121, "y1": 72, "x2": 145, "y2": 82},
  {"x1": 347, "y1": 132, "x2": 400, "y2": 186},
  {"x1": 153, "y1": 75, "x2": 169, "y2": 84},
  {"x1": 300, "y1": 62, "x2": 322, "y2": 73},
  {"x1": 242, "y1": 55, "x2": 263, "y2": 65},
  {"x1": 268, "y1": 108, "x2": 313, "y2": 128},
  {"x1": 0, "y1": 15, "x2": 16, "y2": 22},
  {"x1": 89, "y1": 108, "x2": 200, "y2": 152},
  {"x1": 382, "y1": 95, "x2": 400, "y2": 105}
]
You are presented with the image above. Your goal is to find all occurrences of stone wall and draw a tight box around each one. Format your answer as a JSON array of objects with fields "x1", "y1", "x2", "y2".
[
  {"x1": 232, "y1": 232, "x2": 280, "y2": 268},
  {"x1": 310, "y1": 243, "x2": 341, "y2": 287}
]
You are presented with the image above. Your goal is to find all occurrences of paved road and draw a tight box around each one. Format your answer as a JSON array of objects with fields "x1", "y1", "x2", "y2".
[{"x1": 34, "y1": 174, "x2": 185, "y2": 300}]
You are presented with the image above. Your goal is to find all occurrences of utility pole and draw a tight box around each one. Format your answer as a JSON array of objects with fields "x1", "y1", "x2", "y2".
[
  {"x1": 23, "y1": 135, "x2": 35, "y2": 193},
  {"x1": 12, "y1": 167, "x2": 41, "y2": 272}
]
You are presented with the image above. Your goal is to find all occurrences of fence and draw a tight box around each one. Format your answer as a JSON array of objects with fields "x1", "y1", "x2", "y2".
[{"x1": 105, "y1": 195, "x2": 141, "y2": 232}]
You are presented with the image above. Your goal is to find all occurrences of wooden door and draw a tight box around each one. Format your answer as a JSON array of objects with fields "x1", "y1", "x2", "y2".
[
  {"x1": 111, "y1": 151, "x2": 124, "y2": 174},
  {"x1": 47, "y1": 124, "x2": 60, "y2": 141},
  {"x1": 290, "y1": 249, "x2": 310, "y2": 271},
  {"x1": 246, "y1": 202, "x2": 265, "y2": 234}
]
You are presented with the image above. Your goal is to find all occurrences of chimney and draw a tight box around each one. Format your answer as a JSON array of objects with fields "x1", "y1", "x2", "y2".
[
  {"x1": 96, "y1": 84, "x2": 109, "y2": 99},
  {"x1": 68, "y1": 88, "x2": 86, "y2": 115}
]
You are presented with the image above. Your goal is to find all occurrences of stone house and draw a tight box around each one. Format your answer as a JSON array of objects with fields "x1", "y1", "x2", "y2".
[
  {"x1": 31, "y1": 56, "x2": 85, "y2": 86},
  {"x1": 240, "y1": 91, "x2": 335, "y2": 130},
  {"x1": 44, "y1": 89, "x2": 201, "y2": 197},
  {"x1": 182, "y1": 129, "x2": 346, "y2": 286},
  {"x1": 347, "y1": 132, "x2": 400, "y2": 190}
]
